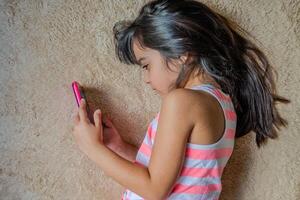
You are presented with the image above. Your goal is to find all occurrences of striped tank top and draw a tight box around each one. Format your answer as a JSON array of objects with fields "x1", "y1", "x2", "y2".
[{"x1": 122, "y1": 83, "x2": 237, "y2": 200}]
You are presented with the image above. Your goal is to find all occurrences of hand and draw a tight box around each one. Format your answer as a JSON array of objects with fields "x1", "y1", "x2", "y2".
[
  {"x1": 72, "y1": 98, "x2": 104, "y2": 156},
  {"x1": 102, "y1": 115, "x2": 124, "y2": 152}
]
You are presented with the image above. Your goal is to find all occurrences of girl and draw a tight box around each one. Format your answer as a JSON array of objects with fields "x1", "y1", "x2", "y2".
[{"x1": 71, "y1": 0, "x2": 290, "y2": 199}]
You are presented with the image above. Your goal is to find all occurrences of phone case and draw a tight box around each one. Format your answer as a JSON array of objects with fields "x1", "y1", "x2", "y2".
[
  {"x1": 72, "y1": 81, "x2": 92, "y2": 120},
  {"x1": 72, "y1": 81, "x2": 87, "y2": 107}
]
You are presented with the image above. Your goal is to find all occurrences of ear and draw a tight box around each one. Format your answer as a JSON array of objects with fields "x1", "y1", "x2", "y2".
[
  {"x1": 179, "y1": 52, "x2": 193, "y2": 65},
  {"x1": 179, "y1": 54, "x2": 188, "y2": 65}
]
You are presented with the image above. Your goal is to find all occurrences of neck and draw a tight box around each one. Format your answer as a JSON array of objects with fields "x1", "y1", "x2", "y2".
[{"x1": 183, "y1": 71, "x2": 221, "y2": 89}]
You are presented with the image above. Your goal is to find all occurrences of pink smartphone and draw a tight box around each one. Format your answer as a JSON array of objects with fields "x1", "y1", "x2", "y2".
[
  {"x1": 72, "y1": 81, "x2": 88, "y2": 107},
  {"x1": 72, "y1": 81, "x2": 93, "y2": 121}
]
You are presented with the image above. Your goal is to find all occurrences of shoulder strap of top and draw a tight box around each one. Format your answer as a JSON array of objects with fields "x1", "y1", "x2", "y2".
[
  {"x1": 189, "y1": 83, "x2": 231, "y2": 102},
  {"x1": 188, "y1": 83, "x2": 237, "y2": 147},
  {"x1": 154, "y1": 84, "x2": 236, "y2": 148},
  {"x1": 156, "y1": 83, "x2": 232, "y2": 120}
]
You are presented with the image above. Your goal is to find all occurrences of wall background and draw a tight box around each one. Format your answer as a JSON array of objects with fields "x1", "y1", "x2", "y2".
[{"x1": 0, "y1": 0, "x2": 299, "y2": 199}]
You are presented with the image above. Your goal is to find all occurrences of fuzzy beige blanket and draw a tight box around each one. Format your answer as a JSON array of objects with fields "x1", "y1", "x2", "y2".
[{"x1": 0, "y1": 0, "x2": 299, "y2": 199}]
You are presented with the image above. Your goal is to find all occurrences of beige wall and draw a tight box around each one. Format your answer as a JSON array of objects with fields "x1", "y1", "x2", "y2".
[{"x1": 0, "y1": 0, "x2": 299, "y2": 199}]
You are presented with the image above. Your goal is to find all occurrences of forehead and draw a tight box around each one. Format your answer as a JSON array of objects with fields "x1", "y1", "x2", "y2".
[
  {"x1": 132, "y1": 38, "x2": 162, "y2": 63},
  {"x1": 132, "y1": 38, "x2": 147, "y2": 59},
  {"x1": 132, "y1": 38, "x2": 167, "y2": 66}
]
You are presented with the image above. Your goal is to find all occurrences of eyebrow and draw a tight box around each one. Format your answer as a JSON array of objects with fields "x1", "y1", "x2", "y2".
[{"x1": 137, "y1": 57, "x2": 146, "y2": 65}]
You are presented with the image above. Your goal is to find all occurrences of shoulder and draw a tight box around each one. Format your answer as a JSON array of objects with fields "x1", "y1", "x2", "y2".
[
  {"x1": 162, "y1": 88, "x2": 214, "y2": 114},
  {"x1": 161, "y1": 88, "x2": 224, "y2": 131},
  {"x1": 163, "y1": 87, "x2": 208, "y2": 104},
  {"x1": 161, "y1": 88, "x2": 199, "y2": 115}
]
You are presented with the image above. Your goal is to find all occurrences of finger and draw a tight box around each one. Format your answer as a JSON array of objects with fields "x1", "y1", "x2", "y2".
[
  {"x1": 79, "y1": 98, "x2": 89, "y2": 123},
  {"x1": 94, "y1": 109, "x2": 102, "y2": 129}
]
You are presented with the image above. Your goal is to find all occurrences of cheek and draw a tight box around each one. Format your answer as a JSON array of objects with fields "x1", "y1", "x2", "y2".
[{"x1": 155, "y1": 72, "x2": 171, "y2": 89}]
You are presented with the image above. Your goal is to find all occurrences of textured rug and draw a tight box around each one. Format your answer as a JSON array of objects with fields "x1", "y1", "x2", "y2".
[{"x1": 0, "y1": 0, "x2": 299, "y2": 199}]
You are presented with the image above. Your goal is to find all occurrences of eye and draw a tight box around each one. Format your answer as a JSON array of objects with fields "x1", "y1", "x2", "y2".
[{"x1": 142, "y1": 64, "x2": 149, "y2": 70}]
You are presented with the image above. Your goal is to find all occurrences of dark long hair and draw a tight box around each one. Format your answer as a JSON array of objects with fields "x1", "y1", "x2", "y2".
[{"x1": 112, "y1": 0, "x2": 290, "y2": 148}]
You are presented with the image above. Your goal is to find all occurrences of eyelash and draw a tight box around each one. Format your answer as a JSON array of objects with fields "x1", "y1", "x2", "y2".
[{"x1": 142, "y1": 64, "x2": 149, "y2": 69}]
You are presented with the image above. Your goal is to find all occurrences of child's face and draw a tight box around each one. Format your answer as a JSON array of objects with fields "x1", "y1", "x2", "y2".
[{"x1": 133, "y1": 38, "x2": 180, "y2": 98}]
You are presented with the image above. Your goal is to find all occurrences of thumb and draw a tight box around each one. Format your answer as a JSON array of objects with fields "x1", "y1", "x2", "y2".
[{"x1": 94, "y1": 109, "x2": 102, "y2": 129}]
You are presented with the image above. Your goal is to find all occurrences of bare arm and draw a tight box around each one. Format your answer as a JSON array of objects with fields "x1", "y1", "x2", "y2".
[{"x1": 113, "y1": 140, "x2": 139, "y2": 163}]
